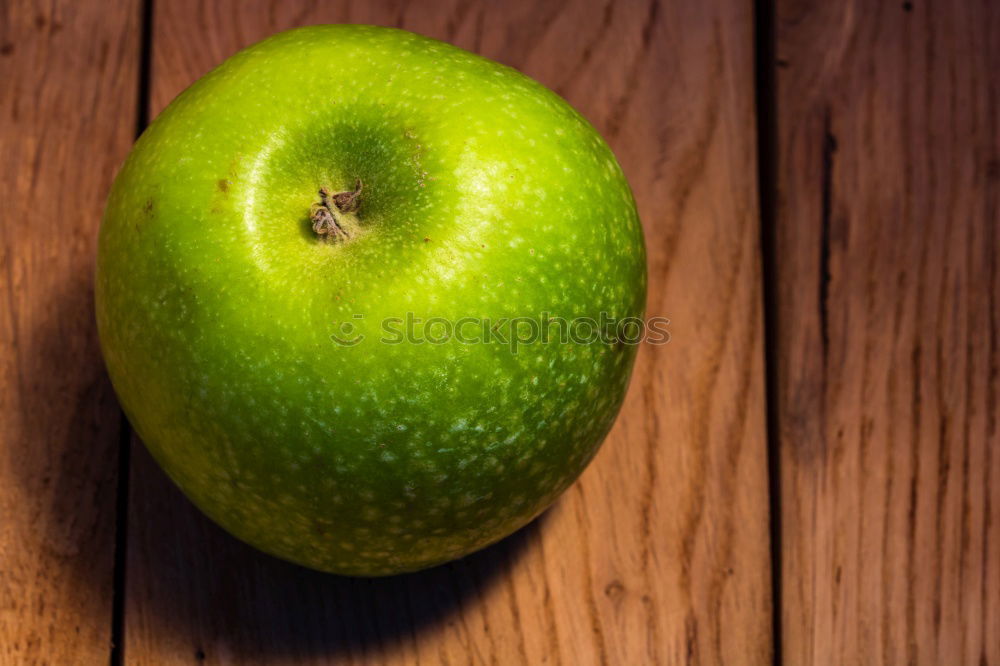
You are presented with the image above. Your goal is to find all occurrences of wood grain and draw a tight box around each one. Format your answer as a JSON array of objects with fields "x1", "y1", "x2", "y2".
[
  {"x1": 771, "y1": 0, "x2": 1000, "y2": 663},
  {"x1": 0, "y1": 0, "x2": 139, "y2": 663},
  {"x1": 122, "y1": 0, "x2": 773, "y2": 664}
]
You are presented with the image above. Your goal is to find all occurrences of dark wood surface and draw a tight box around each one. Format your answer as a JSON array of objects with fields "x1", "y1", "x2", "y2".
[
  {"x1": 771, "y1": 1, "x2": 1000, "y2": 664},
  {"x1": 0, "y1": 0, "x2": 995, "y2": 664},
  {"x1": 0, "y1": 0, "x2": 138, "y2": 663}
]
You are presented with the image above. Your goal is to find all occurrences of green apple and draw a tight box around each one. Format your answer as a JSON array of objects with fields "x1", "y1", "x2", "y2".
[{"x1": 97, "y1": 25, "x2": 645, "y2": 575}]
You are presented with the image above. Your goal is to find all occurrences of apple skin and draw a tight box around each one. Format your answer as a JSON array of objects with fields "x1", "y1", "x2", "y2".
[{"x1": 96, "y1": 25, "x2": 646, "y2": 576}]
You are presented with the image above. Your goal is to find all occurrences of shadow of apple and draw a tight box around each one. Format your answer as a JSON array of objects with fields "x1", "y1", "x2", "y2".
[{"x1": 124, "y1": 442, "x2": 544, "y2": 661}]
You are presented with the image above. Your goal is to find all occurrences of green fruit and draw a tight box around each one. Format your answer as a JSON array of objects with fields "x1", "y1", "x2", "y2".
[{"x1": 96, "y1": 25, "x2": 646, "y2": 575}]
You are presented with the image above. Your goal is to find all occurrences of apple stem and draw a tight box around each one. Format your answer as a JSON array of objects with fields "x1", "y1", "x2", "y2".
[{"x1": 310, "y1": 179, "x2": 363, "y2": 242}]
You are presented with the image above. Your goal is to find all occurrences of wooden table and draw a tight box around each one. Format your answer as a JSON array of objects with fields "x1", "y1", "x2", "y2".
[{"x1": 1, "y1": 0, "x2": 996, "y2": 663}]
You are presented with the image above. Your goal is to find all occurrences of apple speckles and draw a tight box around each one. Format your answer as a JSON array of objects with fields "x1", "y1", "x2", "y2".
[{"x1": 97, "y1": 24, "x2": 644, "y2": 576}]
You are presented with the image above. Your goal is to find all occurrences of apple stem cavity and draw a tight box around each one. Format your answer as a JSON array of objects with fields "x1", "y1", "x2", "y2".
[{"x1": 310, "y1": 178, "x2": 363, "y2": 243}]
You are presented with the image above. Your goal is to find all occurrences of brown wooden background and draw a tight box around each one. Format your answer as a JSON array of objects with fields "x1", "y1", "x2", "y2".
[{"x1": 0, "y1": 0, "x2": 996, "y2": 664}]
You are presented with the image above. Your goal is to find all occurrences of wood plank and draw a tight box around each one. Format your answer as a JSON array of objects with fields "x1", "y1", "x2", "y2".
[
  {"x1": 0, "y1": 0, "x2": 139, "y2": 662},
  {"x1": 772, "y1": 1, "x2": 1000, "y2": 663},
  {"x1": 124, "y1": 1, "x2": 772, "y2": 663}
]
